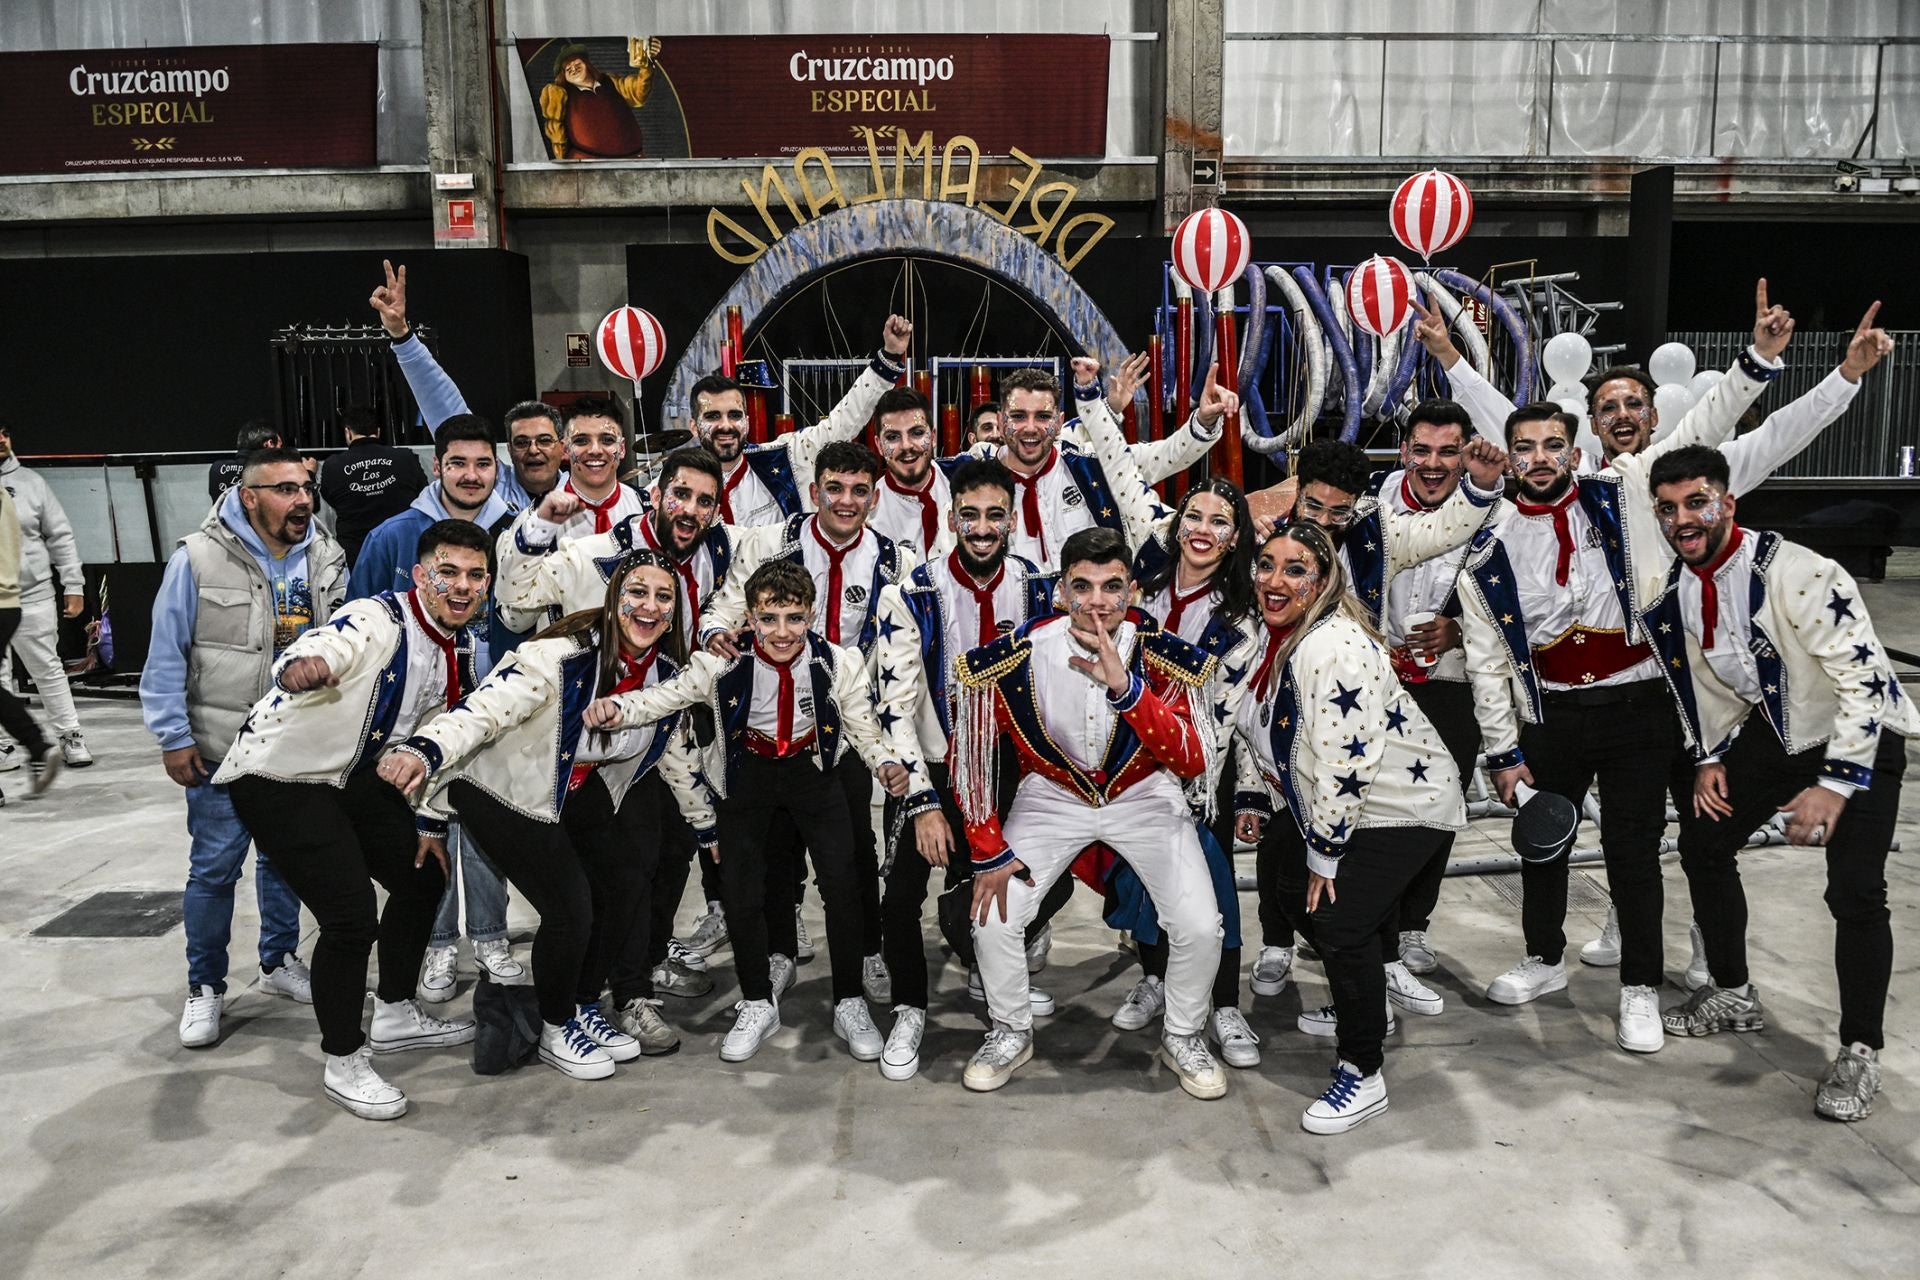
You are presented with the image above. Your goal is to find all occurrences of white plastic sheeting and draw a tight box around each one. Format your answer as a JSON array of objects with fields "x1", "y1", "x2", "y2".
[
  {"x1": 1224, "y1": 0, "x2": 1920, "y2": 161},
  {"x1": 500, "y1": 0, "x2": 1158, "y2": 161},
  {"x1": 0, "y1": 0, "x2": 428, "y2": 165}
]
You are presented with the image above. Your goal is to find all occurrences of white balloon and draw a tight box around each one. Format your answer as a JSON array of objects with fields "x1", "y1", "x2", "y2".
[
  {"x1": 1541, "y1": 332, "x2": 1593, "y2": 386},
  {"x1": 1555, "y1": 397, "x2": 1586, "y2": 419},
  {"x1": 1648, "y1": 342, "x2": 1697, "y2": 388},
  {"x1": 1653, "y1": 383, "x2": 1696, "y2": 435},
  {"x1": 1688, "y1": 369, "x2": 1724, "y2": 401},
  {"x1": 1546, "y1": 381, "x2": 1587, "y2": 408}
]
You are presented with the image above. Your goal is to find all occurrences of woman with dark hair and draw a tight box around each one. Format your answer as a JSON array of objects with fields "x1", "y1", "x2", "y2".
[
  {"x1": 1233, "y1": 523, "x2": 1466, "y2": 1134},
  {"x1": 1075, "y1": 357, "x2": 1266, "y2": 1069},
  {"x1": 382, "y1": 549, "x2": 712, "y2": 1081}
]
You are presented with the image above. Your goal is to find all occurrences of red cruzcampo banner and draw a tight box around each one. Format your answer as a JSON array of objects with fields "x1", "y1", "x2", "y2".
[
  {"x1": 0, "y1": 44, "x2": 378, "y2": 175},
  {"x1": 516, "y1": 34, "x2": 1108, "y2": 160}
]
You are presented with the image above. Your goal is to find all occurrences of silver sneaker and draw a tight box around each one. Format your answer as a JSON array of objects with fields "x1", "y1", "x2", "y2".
[
  {"x1": 962, "y1": 1026, "x2": 1033, "y2": 1092},
  {"x1": 1397, "y1": 930, "x2": 1438, "y2": 975},
  {"x1": 417, "y1": 944, "x2": 458, "y2": 1003},
  {"x1": 1249, "y1": 945, "x2": 1294, "y2": 996},
  {"x1": 652, "y1": 956, "x2": 715, "y2": 999},
  {"x1": 1662, "y1": 984, "x2": 1765, "y2": 1037},
  {"x1": 1111, "y1": 975, "x2": 1166, "y2": 1031},
  {"x1": 1160, "y1": 1031, "x2": 1227, "y2": 1100},
  {"x1": 679, "y1": 902, "x2": 729, "y2": 959},
  {"x1": 1815, "y1": 1043, "x2": 1882, "y2": 1122},
  {"x1": 258, "y1": 953, "x2": 314, "y2": 1004},
  {"x1": 1208, "y1": 1007, "x2": 1262, "y2": 1068},
  {"x1": 614, "y1": 996, "x2": 681, "y2": 1055},
  {"x1": 861, "y1": 954, "x2": 891, "y2": 1005}
]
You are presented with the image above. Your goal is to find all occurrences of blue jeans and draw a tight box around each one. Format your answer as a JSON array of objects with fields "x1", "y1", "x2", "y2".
[
  {"x1": 429, "y1": 823, "x2": 509, "y2": 947},
  {"x1": 184, "y1": 778, "x2": 303, "y2": 993}
]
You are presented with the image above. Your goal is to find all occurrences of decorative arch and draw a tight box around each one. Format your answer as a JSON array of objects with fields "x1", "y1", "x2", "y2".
[{"x1": 664, "y1": 197, "x2": 1129, "y2": 418}]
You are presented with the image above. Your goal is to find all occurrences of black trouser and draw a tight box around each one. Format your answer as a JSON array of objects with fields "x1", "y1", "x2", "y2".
[
  {"x1": 725, "y1": 752, "x2": 865, "y2": 1003},
  {"x1": 787, "y1": 754, "x2": 885, "y2": 956},
  {"x1": 608, "y1": 772, "x2": 695, "y2": 1004},
  {"x1": 1517, "y1": 680, "x2": 1690, "y2": 988},
  {"x1": 229, "y1": 772, "x2": 443, "y2": 1057},
  {"x1": 1677, "y1": 717, "x2": 1905, "y2": 1049},
  {"x1": 1397, "y1": 678, "x2": 1480, "y2": 933},
  {"x1": 879, "y1": 759, "x2": 1072, "y2": 1011},
  {"x1": 1264, "y1": 814, "x2": 1438, "y2": 1076},
  {"x1": 452, "y1": 775, "x2": 652, "y2": 1028},
  {"x1": 0, "y1": 608, "x2": 50, "y2": 758}
]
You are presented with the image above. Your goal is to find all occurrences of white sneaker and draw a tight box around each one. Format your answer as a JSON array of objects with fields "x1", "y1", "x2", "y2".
[
  {"x1": 966, "y1": 967, "x2": 1057, "y2": 1015},
  {"x1": 1209, "y1": 1007, "x2": 1262, "y2": 1068},
  {"x1": 1111, "y1": 975, "x2": 1167, "y2": 1031},
  {"x1": 794, "y1": 907, "x2": 816, "y2": 962},
  {"x1": 539, "y1": 1018, "x2": 616, "y2": 1080},
  {"x1": 418, "y1": 944, "x2": 458, "y2": 1004},
  {"x1": 324, "y1": 1046, "x2": 407, "y2": 1120},
  {"x1": 1249, "y1": 945, "x2": 1294, "y2": 996},
  {"x1": 0, "y1": 742, "x2": 19, "y2": 771},
  {"x1": 1398, "y1": 930, "x2": 1438, "y2": 975},
  {"x1": 833, "y1": 996, "x2": 884, "y2": 1061},
  {"x1": 680, "y1": 901, "x2": 729, "y2": 959},
  {"x1": 575, "y1": 1002, "x2": 642, "y2": 1063},
  {"x1": 1617, "y1": 984, "x2": 1664, "y2": 1054},
  {"x1": 1160, "y1": 1031, "x2": 1228, "y2": 1100},
  {"x1": 1684, "y1": 921, "x2": 1710, "y2": 992},
  {"x1": 720, "y1": 999, "x2": 781, "y2": 1062},
  {"x1": 1385, "y1": 960, "x2": 1445, "y2": 1016},
  {"x1": 1025, "y1": 923, "x2": 1052, "y2": 974},
  {"x1": 862, "y1": 954, "x2": 892, "y2": 1005},
  {"x1": 1297, "y1": 1001, "x2": 1397, "y2": 1037},
  {"x1": 1302, "y1": 1061, "x2": 1389, "y2": 1135},
  {"x1": 258, "y1": 953, "x2": 314, "y2": 1004},
  {"x1": 667, "y1": 937, "x2": 709, "y2": 974},
  {"x1": 1579, "y1": 907, "x2": 1622, "y2": 967},
  {"x1": 179, "y1": 984, "x2": 222, "y2": 1048},
  {"x1": 962, "y1": 1026, "x2": 1033, "y2": 1092},
  {"x1": 881, "y1": 1007, "x2": 925, "y2": 1081},
  {"x1": 769, "y1": 953, "x2": 796, "y2": 1004},
  {"x1": 1485, "y1": 956, "x2": 1568, "y2": 1006},
  {"x1": 368, "y1": 997, "x2": 476, "y2": 1053},
  {"x1": 58, "y1": 729, "x2": 93, "y2": 768},
  {"x1": 474, "y1": 937, "x2": 525, "y2": 982}
]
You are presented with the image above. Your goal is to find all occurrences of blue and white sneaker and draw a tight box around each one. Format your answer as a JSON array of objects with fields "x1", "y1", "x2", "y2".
[
  {"x1": 1301, "y1": 1060, "x2": 1389, "y2": 1135},
  {"x1": 540, "y1": 1017, "x2": 615, "y2": 1080},
  {"x1": 576, "y1": 1002, "x2": 642, "y2": 1063}
]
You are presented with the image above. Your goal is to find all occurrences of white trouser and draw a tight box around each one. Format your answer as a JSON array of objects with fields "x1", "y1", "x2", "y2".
[
  {"x1": 977, "y1": 773, "x2": 1222, "y2": 1036},
  {"x1": 7, "y1": 597, "x2": 78, "y2": 734}
]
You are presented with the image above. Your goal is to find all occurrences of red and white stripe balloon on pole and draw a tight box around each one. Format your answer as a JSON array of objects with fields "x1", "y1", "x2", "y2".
[
  {"x1": 1345, "y1": 254, "x2": 1416, "y2": 337},
  {"x1": 1170, "y1": 206, "x2": 1251, "y2": 294},
  {"x1": 596, "y1": 305, "x2": 667, "y2": 400},
  {"x1": 1389, "y1": 169, "x2": 1474, "y2": 263}
]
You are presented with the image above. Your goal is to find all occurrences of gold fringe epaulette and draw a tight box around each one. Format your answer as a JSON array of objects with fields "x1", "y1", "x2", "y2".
[
  {"x1": 954, "y1": 634, "x2": 1030, "y2": 688},
  {"x1": 1139, "y1": 633, "x2": 1218, "y2": 688}
]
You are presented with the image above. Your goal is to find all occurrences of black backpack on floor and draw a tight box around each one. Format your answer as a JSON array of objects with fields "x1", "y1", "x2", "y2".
[{"x1": 471, "y1": 974, "x2": 542, "y2": 1075}]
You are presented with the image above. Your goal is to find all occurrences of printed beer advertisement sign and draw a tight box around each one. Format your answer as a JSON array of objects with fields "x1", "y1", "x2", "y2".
[
  {"x1": 515, "y1": 34, "x2": 1108, "y2": 160},
  {"x1": 0, "y1": 44, "x2": 379, "y2": 175}
]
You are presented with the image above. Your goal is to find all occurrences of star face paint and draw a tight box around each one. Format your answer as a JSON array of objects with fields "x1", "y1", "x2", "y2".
[
  {"x1": 615, "y1": 566, "x2": 676, "y2": 654},
  {"x1": 1652, "y1": 477, "x2": 1734, "y2": 566},
  {"x1": 414, "y1": 547, "x2": 490, "y2": 630},
  {"x1": 1252, "y1": 540, "x2": 1322, "y2": 628}
]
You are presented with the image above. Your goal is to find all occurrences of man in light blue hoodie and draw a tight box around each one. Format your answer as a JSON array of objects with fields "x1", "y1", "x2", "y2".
[
  {"x1": 140, "y1": 448, "x2": 349, "y2": 1047},
  {"x1": 349, "y1": 412, "x2": 524, "y2": 996}
]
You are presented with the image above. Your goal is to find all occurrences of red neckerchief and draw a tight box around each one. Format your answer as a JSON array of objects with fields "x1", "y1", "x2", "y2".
[
  {"x1": 754, "y1": 640, "x2": 803, "y2": 755},
  {"x1": 954, "y1": 554, "x2": 1006, "y2": 647},
  {"x1": 569, "y1": 646, "x2": 658, "y2": 792},
  {"x1": 718, "y1": 457, "x2": 751, "y2": 523},
  {"x1": 639, "y1": 514, "x2": 702, "y2": 627},
  {"x1": 884, "y1": 468, "x2": 940, "y2": 551},
  {"x1": 566, "y1": 477, "x2": 622, "y2": 534},
  {"x1": 1399, "y1": 471, "x2": 1441, "y2": 513},
  {"x1": 1008, "y1": 447, "x2": 1059, "y2": 566},
  {"x1": 1250, "y1": 620, "x2": 1300, "y2": 701},
  {"x1": 1163, "y1": 578, "x2": 1213, "y2": 637},
  {"x1": 406, "y1": 589, "x2": 461, "y2": 710},
  {"x1": 1512, "y1": 485, "x2": 1579, "y2": 587},
  {"x1": 1689, "y1": 524, "x2": 1746, "y2": 651},
  {"x1": 809, "y1": 518, "x2": 858, "y2": 646}
]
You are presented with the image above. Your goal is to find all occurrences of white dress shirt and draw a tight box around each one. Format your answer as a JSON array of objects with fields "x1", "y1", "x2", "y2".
[
  {"x1": 748, "y1": 652, "x2": 818, "y2": 739},
  {"x1": 932, "y1": 552, "x2": 1030, "y2": 660},
  {"x1": 1381, "y1": 470, "x2": 1472, "y2": 682},
  {"x1": 1140, "y1": 577, "x2": 1220, "y2": 649},
  {"x1": 799, "y1": 517, "x2": 882, "y2": 649},
  {"x1": 546, "y1": 478, "x2": 647, "y2": 544},
  {"x1": 633, "y1": 514, "x2": 718, "y2": 641},
  {"x1": 396, "y1": 596, "x2": 461, "y2": 742},
  {"x1": 1030, "y1": 618, "x2": 1136, "y2": 773},
  {"x1": 1502, "y1": 498, "x2": 1661, "y2": 690},
  {"x1": 873, "y1": 468, "x2": 952, "y2": 561},
  {"x1": 717, "y1": 458, "x2": 783, "y2": 528},
  {"x1": 1000, "y1": 447, "x2": 1097, "y2": 572},
  {"x1": 1677, "y1": 529, "x2": 1762, "y2": 705}
]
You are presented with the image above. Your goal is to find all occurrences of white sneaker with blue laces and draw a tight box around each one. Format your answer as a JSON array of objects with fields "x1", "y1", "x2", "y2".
[
  {"x1": 540, "y1": 1017, "x2": 616, "y2": 1080},
  {"x1": 576, "y1": 1002, "x2": 642, "y2": 1063},
  {"x1": 1302, "y1": 1060, "x2": 1389, "y2": 1135}
]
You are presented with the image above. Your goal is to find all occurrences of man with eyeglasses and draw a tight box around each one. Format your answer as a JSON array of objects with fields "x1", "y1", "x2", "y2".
[{"x1": 141, "y1": 447, "x2": 349, "y2": 1047}]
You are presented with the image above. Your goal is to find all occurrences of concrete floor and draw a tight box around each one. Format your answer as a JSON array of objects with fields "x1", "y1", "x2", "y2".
[{"x1": 2, "y1": 569, "x2": 1918, "y2": 1278}]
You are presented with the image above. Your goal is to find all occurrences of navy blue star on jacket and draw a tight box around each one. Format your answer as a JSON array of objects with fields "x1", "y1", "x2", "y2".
[
  {"x1": 1342, "y1": 735, "x2": 1367, "y2": 759},
  {"x1": 1826, "y1": 590, "x2": 1856, "y2": 625},
  {"x1": 1408, "y1": 759, "x2": 1429, "y2": 782},
  {"x1": 1384, "y1": 704, "x2": 1408, "y2": 734},
  {"x1": 1329, "y1": 682, "x2": 1363, "y2": 717},
  {"x1": 1333, "y1": 771, "x2": 1365, "y2": 797}
]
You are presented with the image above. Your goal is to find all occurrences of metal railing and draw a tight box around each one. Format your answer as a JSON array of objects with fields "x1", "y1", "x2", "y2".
[{"x1": 1672, "y1": 329, "x2": 1920, "y2": 478}]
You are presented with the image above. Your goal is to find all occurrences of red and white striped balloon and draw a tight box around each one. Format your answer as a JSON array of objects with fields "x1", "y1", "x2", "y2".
[
  {"x1": 596, "y1": 305, "x2": 667, "y2": 382},
  {"x1": 1171, "y1": 207, "x2": 1251, "y2": 294},
  {"x1": 1345, "y1": 255, "x2": 1416, "y2": 337},
  {"x1": 1389, "y1": 170, "x2": 1474, "y2": 262}
]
